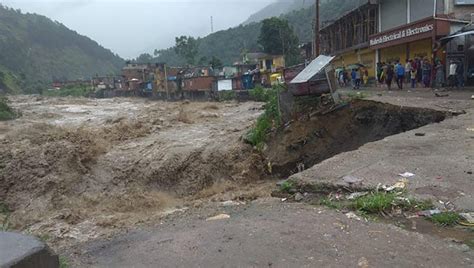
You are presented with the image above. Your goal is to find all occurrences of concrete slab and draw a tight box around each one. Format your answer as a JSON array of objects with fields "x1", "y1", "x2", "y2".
[
  {"x1": 0, "y1": 232, "x2": 59, "y2": 268},
  {"x1": 290, "y1": 90, "x2": 474, "y2": 211}
]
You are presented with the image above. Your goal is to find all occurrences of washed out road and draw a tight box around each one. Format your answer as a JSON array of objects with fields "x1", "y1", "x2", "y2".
[{"x1": 69, "y1": 199, "x2": 473, "y2": 267}]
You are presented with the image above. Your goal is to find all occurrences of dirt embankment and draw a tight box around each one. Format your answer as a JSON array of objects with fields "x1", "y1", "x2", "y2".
[
  {"x1": 264, "y1": 100, "x2": 448, "y2": 177},
  {"x1": 0, "y1": 96, "x2": 266, "y2": 248}
]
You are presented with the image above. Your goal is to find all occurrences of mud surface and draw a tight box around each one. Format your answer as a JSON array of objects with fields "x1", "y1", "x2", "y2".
[{"x1": 0, "y1": 96, "x2": 266, "y2": 249}]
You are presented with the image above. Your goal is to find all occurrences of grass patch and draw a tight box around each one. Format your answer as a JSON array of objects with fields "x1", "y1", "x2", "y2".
[
  {"x1": 318, "y1": 197, "x2": 344, "y2": 210},
  {"x1": 43, "y1": 85, "x2": 93, "y2": 97},
  {"x1": 353, "y1": 192, "x2": 397, "y2": 213},
  {"x1": 0, "y1": 202, "x2": 11, "y2": 231},
  {"x1": 315, "y1": 191, "x2": 434, "y2": 216},
  {"x1": 59, "y1": 256, "x2": 69, "y2": 268},
  {"x1": 280, "y1": 181, "x2": 294, "y2": 193},
  {"x1": 245, "y1": 86, "x2": 281, "y2": 148},
  {"x1": 430, "y1": 212, "x2": 461, "y2": 227},
  {"x1": 0, "y1": 96, "x2": 17, "y2": 121}
]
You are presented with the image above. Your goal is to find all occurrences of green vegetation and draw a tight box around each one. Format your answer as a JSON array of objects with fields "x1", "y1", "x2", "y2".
[
  {"x1": 346, "y1": 92, "x2": 369, "y2": 100},
  {"x1": 42, "y1": 85, "x2": 93, "y2": 97},
  {"x1": 258, "y1": 17, "x2": 300, "y2": 66},
  {"x1": 430, "y1": 212, "x2": 461, "y2": 227},
  {"x1": 0, "y1": 202, "x2": 11, "y2": 231},
  {"x1": 354, "y1": 192, "x2": 397, "y2": 214},
  {"x1": 0, "y1": 96, "x2": 17, "y2": 121},
  {"x1": 280, "y1": 180, "x2": 295, "y2": 193},
  {"x1": 218, "y1": 90, "x2": 236, "y2": 101},
  {"x1": 246, "y1": 86, "x2": 281, "y2": 149},
  {"x1": 174, "y1": 36, "x2": 199, "y2": 65},
  {"x1": 59, "y1": 256, "x2": 69, "y2": 268},
  {"x1": 318, "y1": 197, "x2": 343, "y2": 210},
  {"x1": 313, "y1": 190, "x2": 435, "y2": 217},
  {"x1": 0, "y1": 5, "x2": 123, "y2": 94},
  {"x1": 249, "y1": 86, "x2": 270, "y2": 102},
  {"x1": 152, "y1": 0, "x2": 360, "y2": 66}
]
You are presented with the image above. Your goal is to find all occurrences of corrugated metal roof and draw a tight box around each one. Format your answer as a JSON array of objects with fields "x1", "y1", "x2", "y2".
[{"x1": 290, "y1": 55, "x2": 334, "y2": 84}]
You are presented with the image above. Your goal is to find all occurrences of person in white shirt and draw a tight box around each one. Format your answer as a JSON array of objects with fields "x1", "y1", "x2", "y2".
[
  {"x1": 405, "y1": 60, "x2": 412, "y2": 84},
  {"x1": 449, "y1": 61, "x2": 457, "y2": 88}
]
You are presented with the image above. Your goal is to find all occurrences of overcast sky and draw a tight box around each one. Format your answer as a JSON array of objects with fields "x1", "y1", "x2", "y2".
[{"x1": 2, "y1": 0, "x2": 276, "y2": 58}]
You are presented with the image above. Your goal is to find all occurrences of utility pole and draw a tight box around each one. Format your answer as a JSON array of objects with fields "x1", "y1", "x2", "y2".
[
  {"x1": 314, "y1": 0, "x2": 320, "y2": 58},
  {"x1": 211, "y1": 16, "x2": 214, "y2": 33}
]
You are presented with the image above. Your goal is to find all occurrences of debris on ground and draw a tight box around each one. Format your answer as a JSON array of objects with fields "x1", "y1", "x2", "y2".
[
  {"x1": 294, "y1": 193, "x2": 304, "y2": 202},
  {"x1": 221, "y1": 201, "x2": 244, "y2": 207},
  {"x1": 345, "y1": 212, "x2": 362, "y2": 221},
  {"x1": 206, "y1": 214, "x2": 231, "y2": 221},
  {"x1": 417, "y1": 209, "x2": 442, "y2": 217},
  {"x1": 342, "y1": 175, "x2": 363, "y2": 186},
  {"x1": 346, "y1": 192, "x2": 369, "y2": 200},
  {"x1": 460, "y1": 212, "x2": 474, "y2": 224},
  {"x1": 381, "y1": 179, "x2": 408, "y2": 192},
  {"x1": 415, "y1": 133, "x2": 426, "y2": 137},
  {"x1": 399, "y1": 172, "x2": 415, "y2": 178},
  {"x1": 435, "y1": 93, "x2": 449, "y2": 98}
]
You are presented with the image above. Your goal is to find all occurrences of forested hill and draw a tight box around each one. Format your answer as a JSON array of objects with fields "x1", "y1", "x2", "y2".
[
  {"x1": 152, "y1": 0, "x2": 362, "y2": 67},
  {"x1": 0, "y1": 5, "x2": 124, "y2": 94},
  {"x1": 243, "y1": 0, "x2": 313, "y2": 25}
]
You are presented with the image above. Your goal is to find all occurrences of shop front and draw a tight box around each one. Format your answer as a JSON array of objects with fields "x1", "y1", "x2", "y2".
[
  {"x1": 370, "y1": 17, "x2": 450, "y2": 65},
  {"x1": 331, "y1": 48, "x2": 376, "y2": 78}
]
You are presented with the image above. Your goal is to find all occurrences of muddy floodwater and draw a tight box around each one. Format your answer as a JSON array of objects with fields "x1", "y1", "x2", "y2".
[{"x1": 0, "y1": 96, "x2": 268, "y2": 249}]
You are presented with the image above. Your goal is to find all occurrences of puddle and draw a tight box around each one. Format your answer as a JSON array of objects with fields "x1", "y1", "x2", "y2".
[{"x1": 385, "y1": 217, "x2": 474, "y2": 248}]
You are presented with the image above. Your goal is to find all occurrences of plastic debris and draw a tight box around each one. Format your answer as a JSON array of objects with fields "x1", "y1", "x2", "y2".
[
  {"x1": 417, "y1": 209, "x2": 441, "y2": 217},
  {"x1": 342, "y1": 175, "x2": 363, "y2": 185},
  {"x1": 294, "y1": 193, "x2": 304, "y2": 202},
  {"x1": 382, "y1": 179, "x2": 408, "y2": 192},
  {"x1": 460, "y1": 212, "x2": 474, "y2": 224},
  {"x1": 221, "y1": 201, "x2": 243, "y2": 207},
  {"x1": 206, "y1": 214, "x2": 230, "y2": 221},
  {"x1": 399, "y1": 172, "x2": 415, "y2": 178},
  {"x1": 346, "y1": 192, "x2": 369, "y2": 200},
  {"x1": 345, "y1": 212, "x2": 362, "y2": 221}
]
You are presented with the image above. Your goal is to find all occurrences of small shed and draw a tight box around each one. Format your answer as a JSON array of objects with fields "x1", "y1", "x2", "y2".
[{"x1": 289, "y1": 55, "x2": 336, "y2": 96}]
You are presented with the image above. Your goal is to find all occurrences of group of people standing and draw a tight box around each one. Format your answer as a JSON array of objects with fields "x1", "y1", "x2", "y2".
[
  {"x1": 337, "y1": 67, "x2": 369, "y2": 90},
  {"x1": 376, "y1": 58, "x2": 464, "y2": 90}
]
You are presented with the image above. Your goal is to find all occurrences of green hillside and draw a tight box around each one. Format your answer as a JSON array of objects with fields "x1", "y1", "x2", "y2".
[
  {"x1": 152, "y1": 0, "x2": 362, "y2": 66},
  {"x1": 0, "y1": 5, "x2": 124, "y2": 94}
]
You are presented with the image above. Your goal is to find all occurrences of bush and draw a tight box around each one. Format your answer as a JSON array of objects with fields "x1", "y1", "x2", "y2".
[
  {"x1": 0, "y1": 96, "x2": 17, "y2": 121},
  {"x1": 245, "y1": 86, "x2": 281, "y2": 148},
  {"x1": 249, "y1": 86, "x2": 268, "y2": 102},
  {"x1": 43, "y1": 85, "x2": 93, "y2": 97},
  {"x1": 218, "y1": 90, "x2": 236, "y2": 101}
]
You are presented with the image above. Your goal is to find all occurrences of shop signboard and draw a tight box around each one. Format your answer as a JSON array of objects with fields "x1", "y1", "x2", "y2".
[{"x1": 370, "y1": 20, "x2": 435, "y2": 49}]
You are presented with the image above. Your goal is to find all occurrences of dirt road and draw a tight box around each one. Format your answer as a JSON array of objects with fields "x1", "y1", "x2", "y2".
[{"x1": 69, "y1": 199, "x2": 473, "y2": 267}]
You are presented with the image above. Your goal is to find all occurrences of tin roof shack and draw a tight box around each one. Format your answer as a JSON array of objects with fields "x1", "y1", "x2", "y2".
[
  {"x1": 290, "y1": 55, "x2": 336, "y2": 96},
  {"x1": 182, "y1": 76, "x2": 216, "y2": 100},
  {"x1": 121, "y1": 63, "x2": 153, "y2": 92},
  {"x1": 92, "y1": 76, "x2": 121, "y2": 90}
]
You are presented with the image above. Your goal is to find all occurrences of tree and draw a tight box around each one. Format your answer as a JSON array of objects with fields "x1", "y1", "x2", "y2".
[
  {"x1": 135, "y1": 53, "x2": 153, "y2": 63},
  {"x1": 258, "y1": 17, "x2": 300, "y2": 66},
  {"x1": 174, "y1": 36, "x2": 199, "y2": 65},
  {"x1": 209, "y1": 56, "x2": 223, "y2": 69}
]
